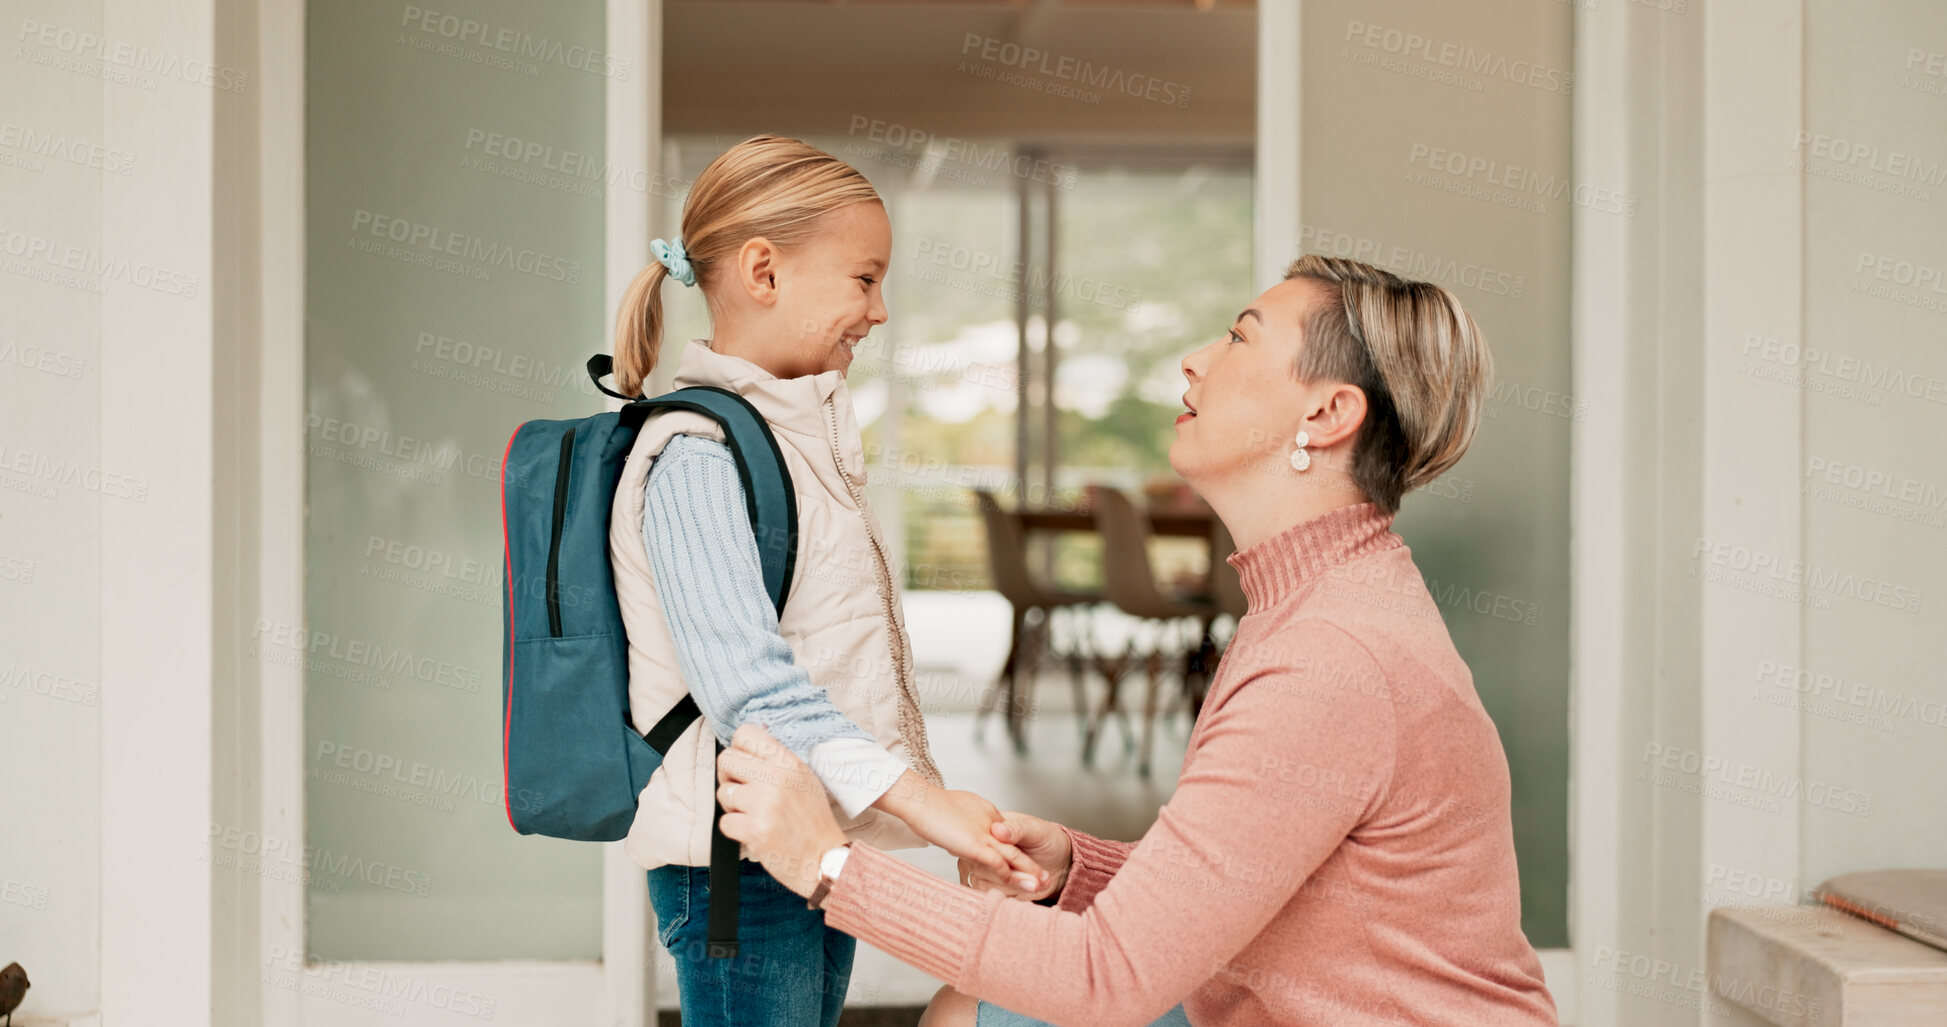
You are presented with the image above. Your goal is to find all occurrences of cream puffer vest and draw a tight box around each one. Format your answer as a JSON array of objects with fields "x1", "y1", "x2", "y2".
[{"x1": 611, "y1": 339, "x2": 942, "y2": 870}]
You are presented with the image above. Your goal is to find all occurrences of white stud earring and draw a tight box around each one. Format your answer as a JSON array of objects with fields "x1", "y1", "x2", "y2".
[{"x1": 1289, "y1": 430, "x2": 1311, "y2": 472}]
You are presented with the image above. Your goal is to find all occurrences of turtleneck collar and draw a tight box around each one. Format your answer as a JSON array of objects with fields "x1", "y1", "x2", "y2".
[{"x1": 1226, "y1": 502, "x2": 1400, "y2": 611}]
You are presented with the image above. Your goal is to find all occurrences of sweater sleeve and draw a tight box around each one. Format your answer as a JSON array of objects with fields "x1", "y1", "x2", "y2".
[
  {"x1": 1053, "y1": 825, "x2": 1135, "y2": 914},
  {"x1": 643, "y1": 434, "x2": 899, "y2": 812},
  {"x1": 819, "y1": 621, "x2": 1399, "y2": 1027}
]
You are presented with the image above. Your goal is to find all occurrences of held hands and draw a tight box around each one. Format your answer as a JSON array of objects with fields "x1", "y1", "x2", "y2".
[
  {"x1": 957, "y1": 812, "x2": 1071, "y2": 902},
  {"x1": 874, "y1": 777, "x2": 1049, "y2": 895}
]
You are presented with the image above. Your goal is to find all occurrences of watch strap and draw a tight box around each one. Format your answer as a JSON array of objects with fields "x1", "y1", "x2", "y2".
[{"x1": 807, "y1": 843, "x2": 851, "y2": 910}]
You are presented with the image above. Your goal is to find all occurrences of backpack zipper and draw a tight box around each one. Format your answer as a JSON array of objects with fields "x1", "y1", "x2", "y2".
[
  {"x1": 545, "y1": 427, "x2": 575, "y2": 637},
  {"x1": 823, "y1": 397, "x2": 941, "y2": 786}
]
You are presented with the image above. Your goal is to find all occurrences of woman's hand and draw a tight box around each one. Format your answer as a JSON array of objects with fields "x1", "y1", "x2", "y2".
[
  {"x1": 958, "y1": 812, "x2": 1071, "y2": 902},
  {"x1": 715, "y1": 724, "x2": 850, "y2": 898},
  {"x1": 884, "y1": 783, "x2": 1049, "y2": 894}
]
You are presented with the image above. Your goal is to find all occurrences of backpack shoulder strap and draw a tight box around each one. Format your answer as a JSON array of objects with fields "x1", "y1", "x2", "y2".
[
  {"x1": 620, "y1": 381, "x2": 794, "y2": 962},
  {"x1": 625, "y1": 385, "x2": 799, "y2": 615}
]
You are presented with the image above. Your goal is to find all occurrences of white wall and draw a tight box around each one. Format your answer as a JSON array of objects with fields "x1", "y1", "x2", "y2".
[
  {"x1": 2, "y1": 0, "x2": 282, "y2": 1022},
  {"x1": 1576, "y1": 2, "x2": 1947, "y2": 1025},
  {"x1": 0, "y1": 0, "x2": 109, "y2": 1018}
]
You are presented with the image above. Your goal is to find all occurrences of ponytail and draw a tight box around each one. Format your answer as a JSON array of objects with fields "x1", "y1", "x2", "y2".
[{"x1": 611, "y1": 259, "x2": 668, "y2": 398}]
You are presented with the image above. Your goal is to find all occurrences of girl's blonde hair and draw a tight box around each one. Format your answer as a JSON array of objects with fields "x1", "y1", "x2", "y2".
[
  {"x1": 1283, "y1": 254, "x2": 1493, "y2": 513},
  {"x1": 611, "y1": 134, "x2": 883, "y2": 397}
]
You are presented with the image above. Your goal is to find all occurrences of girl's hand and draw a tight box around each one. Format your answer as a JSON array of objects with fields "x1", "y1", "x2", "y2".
[
  {"x1": 879, "y1": 779, "x2": 1049, "y2": 894},
  {"x1": 716, "y1": 724, "x2": 849, "y2": 898},
  {"x1": 958, "y1": 812, "x2": 1071, "y2": 902}
]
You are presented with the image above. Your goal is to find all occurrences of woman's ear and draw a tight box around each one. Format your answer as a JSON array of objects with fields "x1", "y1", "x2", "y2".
[
  {"x1": 1300, "y1": 381, "x2": 1370, "y2": 450},
  {"x1": 736, "y1": 236, "x2": 781, "y2": 307}
]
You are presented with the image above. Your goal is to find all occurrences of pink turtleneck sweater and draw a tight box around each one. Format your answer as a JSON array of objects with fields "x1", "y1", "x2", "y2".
[{"x1": 820, "y1": 502, "x2": 1558, "y2": 1027}]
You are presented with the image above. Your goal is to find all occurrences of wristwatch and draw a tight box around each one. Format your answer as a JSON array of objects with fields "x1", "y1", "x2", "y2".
[{"x1": 806, "y1": 842, "x2": 852, "y2": 910}]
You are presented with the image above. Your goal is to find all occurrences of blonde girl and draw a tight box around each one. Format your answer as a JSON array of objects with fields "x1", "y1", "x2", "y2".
[{"x1": 606, "y1": 135, "x2": 1044, "y2": 1027}]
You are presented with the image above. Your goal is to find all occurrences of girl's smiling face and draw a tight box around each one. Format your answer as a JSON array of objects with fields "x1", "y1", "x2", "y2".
[{"x1": 770, "y1": 200, "x2": 891, "y2": 377}]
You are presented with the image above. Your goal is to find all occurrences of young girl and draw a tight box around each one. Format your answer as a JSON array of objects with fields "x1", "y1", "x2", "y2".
[{"x1": 605, "y1": 135, "x2": 1046, "y2": 1027}]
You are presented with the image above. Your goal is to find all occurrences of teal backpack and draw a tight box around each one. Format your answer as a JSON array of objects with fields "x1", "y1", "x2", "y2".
[{"x1": 499, "y1": 354, "x2": 798, "y2": 959}]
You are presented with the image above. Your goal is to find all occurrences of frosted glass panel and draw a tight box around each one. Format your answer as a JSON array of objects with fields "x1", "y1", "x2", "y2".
[
  {"x1": 1305, "y1": 0, "x2": 1574, "y2": 947},
  {"x1": 1800, "y1": 0, "x2": 1947, "y2": 883},
  {"x1": 304, "y1": 0, "x2": 608, "y2": 960}
]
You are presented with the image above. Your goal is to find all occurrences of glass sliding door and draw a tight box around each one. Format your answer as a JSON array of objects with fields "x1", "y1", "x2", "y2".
[{"x1": 1046, "y1": 153, "x2": 1255, "y2": 590}]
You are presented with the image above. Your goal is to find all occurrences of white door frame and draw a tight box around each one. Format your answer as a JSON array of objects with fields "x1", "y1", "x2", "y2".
[
  {"x1": 1568, "y1": 4, "x2": 1809, "y2": 1027},
  {"x1": 1564, "y1": 1, "x2": 1629, "y2": 1022}
]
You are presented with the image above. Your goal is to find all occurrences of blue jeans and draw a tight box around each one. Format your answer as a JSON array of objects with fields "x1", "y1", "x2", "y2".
[
  {"x1": 648, "y1": 859, "x2": 856, "y2": 1027},
  {"x1": 977, "y1": 999, "x2": 1193, "y2": 1026}
]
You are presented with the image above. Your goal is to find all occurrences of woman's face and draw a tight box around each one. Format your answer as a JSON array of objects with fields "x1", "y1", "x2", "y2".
[
  {"x1": 770, "y1": 200, "x2": 891, "y2": 378},
  {"x1": 1168, "y1": 277, "x2": 1322, "y2": 487}
]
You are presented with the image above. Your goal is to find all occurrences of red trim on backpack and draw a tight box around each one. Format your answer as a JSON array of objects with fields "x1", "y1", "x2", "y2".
[{"x1": 500, "y1": 423, "x2": 523, "y2": 833}]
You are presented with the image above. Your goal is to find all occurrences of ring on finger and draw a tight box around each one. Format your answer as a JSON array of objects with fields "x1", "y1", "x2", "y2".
[{"x1": 725, "y1": 783, "x2": 740, "y2": 807}]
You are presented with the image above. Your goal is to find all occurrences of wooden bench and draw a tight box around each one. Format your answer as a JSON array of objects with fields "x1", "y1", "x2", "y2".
[{"x1": 1707, "y1": 904, "x2": 1947, "y2": 1025}]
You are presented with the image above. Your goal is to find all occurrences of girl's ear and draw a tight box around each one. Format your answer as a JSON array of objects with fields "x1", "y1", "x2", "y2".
[{"x1": 736, "y1": 236, "x2": 781, "y2": 307}]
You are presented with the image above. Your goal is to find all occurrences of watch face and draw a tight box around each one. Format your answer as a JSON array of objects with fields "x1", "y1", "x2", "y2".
[{"x1": 821, "y1": 844, "x2": 851, "y2": 879}]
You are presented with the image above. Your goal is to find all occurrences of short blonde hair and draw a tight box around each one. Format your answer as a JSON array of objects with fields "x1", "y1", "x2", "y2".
[
  {"x1": 610, "y1": 135, "x2": 882, "y2": 397},
  {"x1": 1283, "y1": 254, "x2": 1492, "y2": 513}
]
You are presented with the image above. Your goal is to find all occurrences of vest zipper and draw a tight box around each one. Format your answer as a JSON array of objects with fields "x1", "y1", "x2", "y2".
[
  {"x1": 545, "y1": 427, "x2": 575, "y2": 637},
  {"x1": 823, "y1": 397, "x2": 941, "y2": 786}
]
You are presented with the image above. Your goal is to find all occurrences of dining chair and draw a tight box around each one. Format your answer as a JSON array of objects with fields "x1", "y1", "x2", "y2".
[
  {"x1": 1177, "y1": 516, "x2": 1247, "y2": 720},
  {"x1": 972, "y1": 489, "x2": 1100, "y2": 753},
  {"x1": 1085, "y1": 485, "x2": 1216, "y2": 776}
]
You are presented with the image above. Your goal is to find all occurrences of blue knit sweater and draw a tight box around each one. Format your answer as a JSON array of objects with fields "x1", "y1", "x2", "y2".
[{"x1": 641, "y1": 433, "x2": 906, "y2": 816}]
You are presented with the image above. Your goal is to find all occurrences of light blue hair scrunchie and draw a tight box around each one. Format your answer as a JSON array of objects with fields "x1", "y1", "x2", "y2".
[{"x1": 649, "y1": 236, "x2": 695, "y2": 286}]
